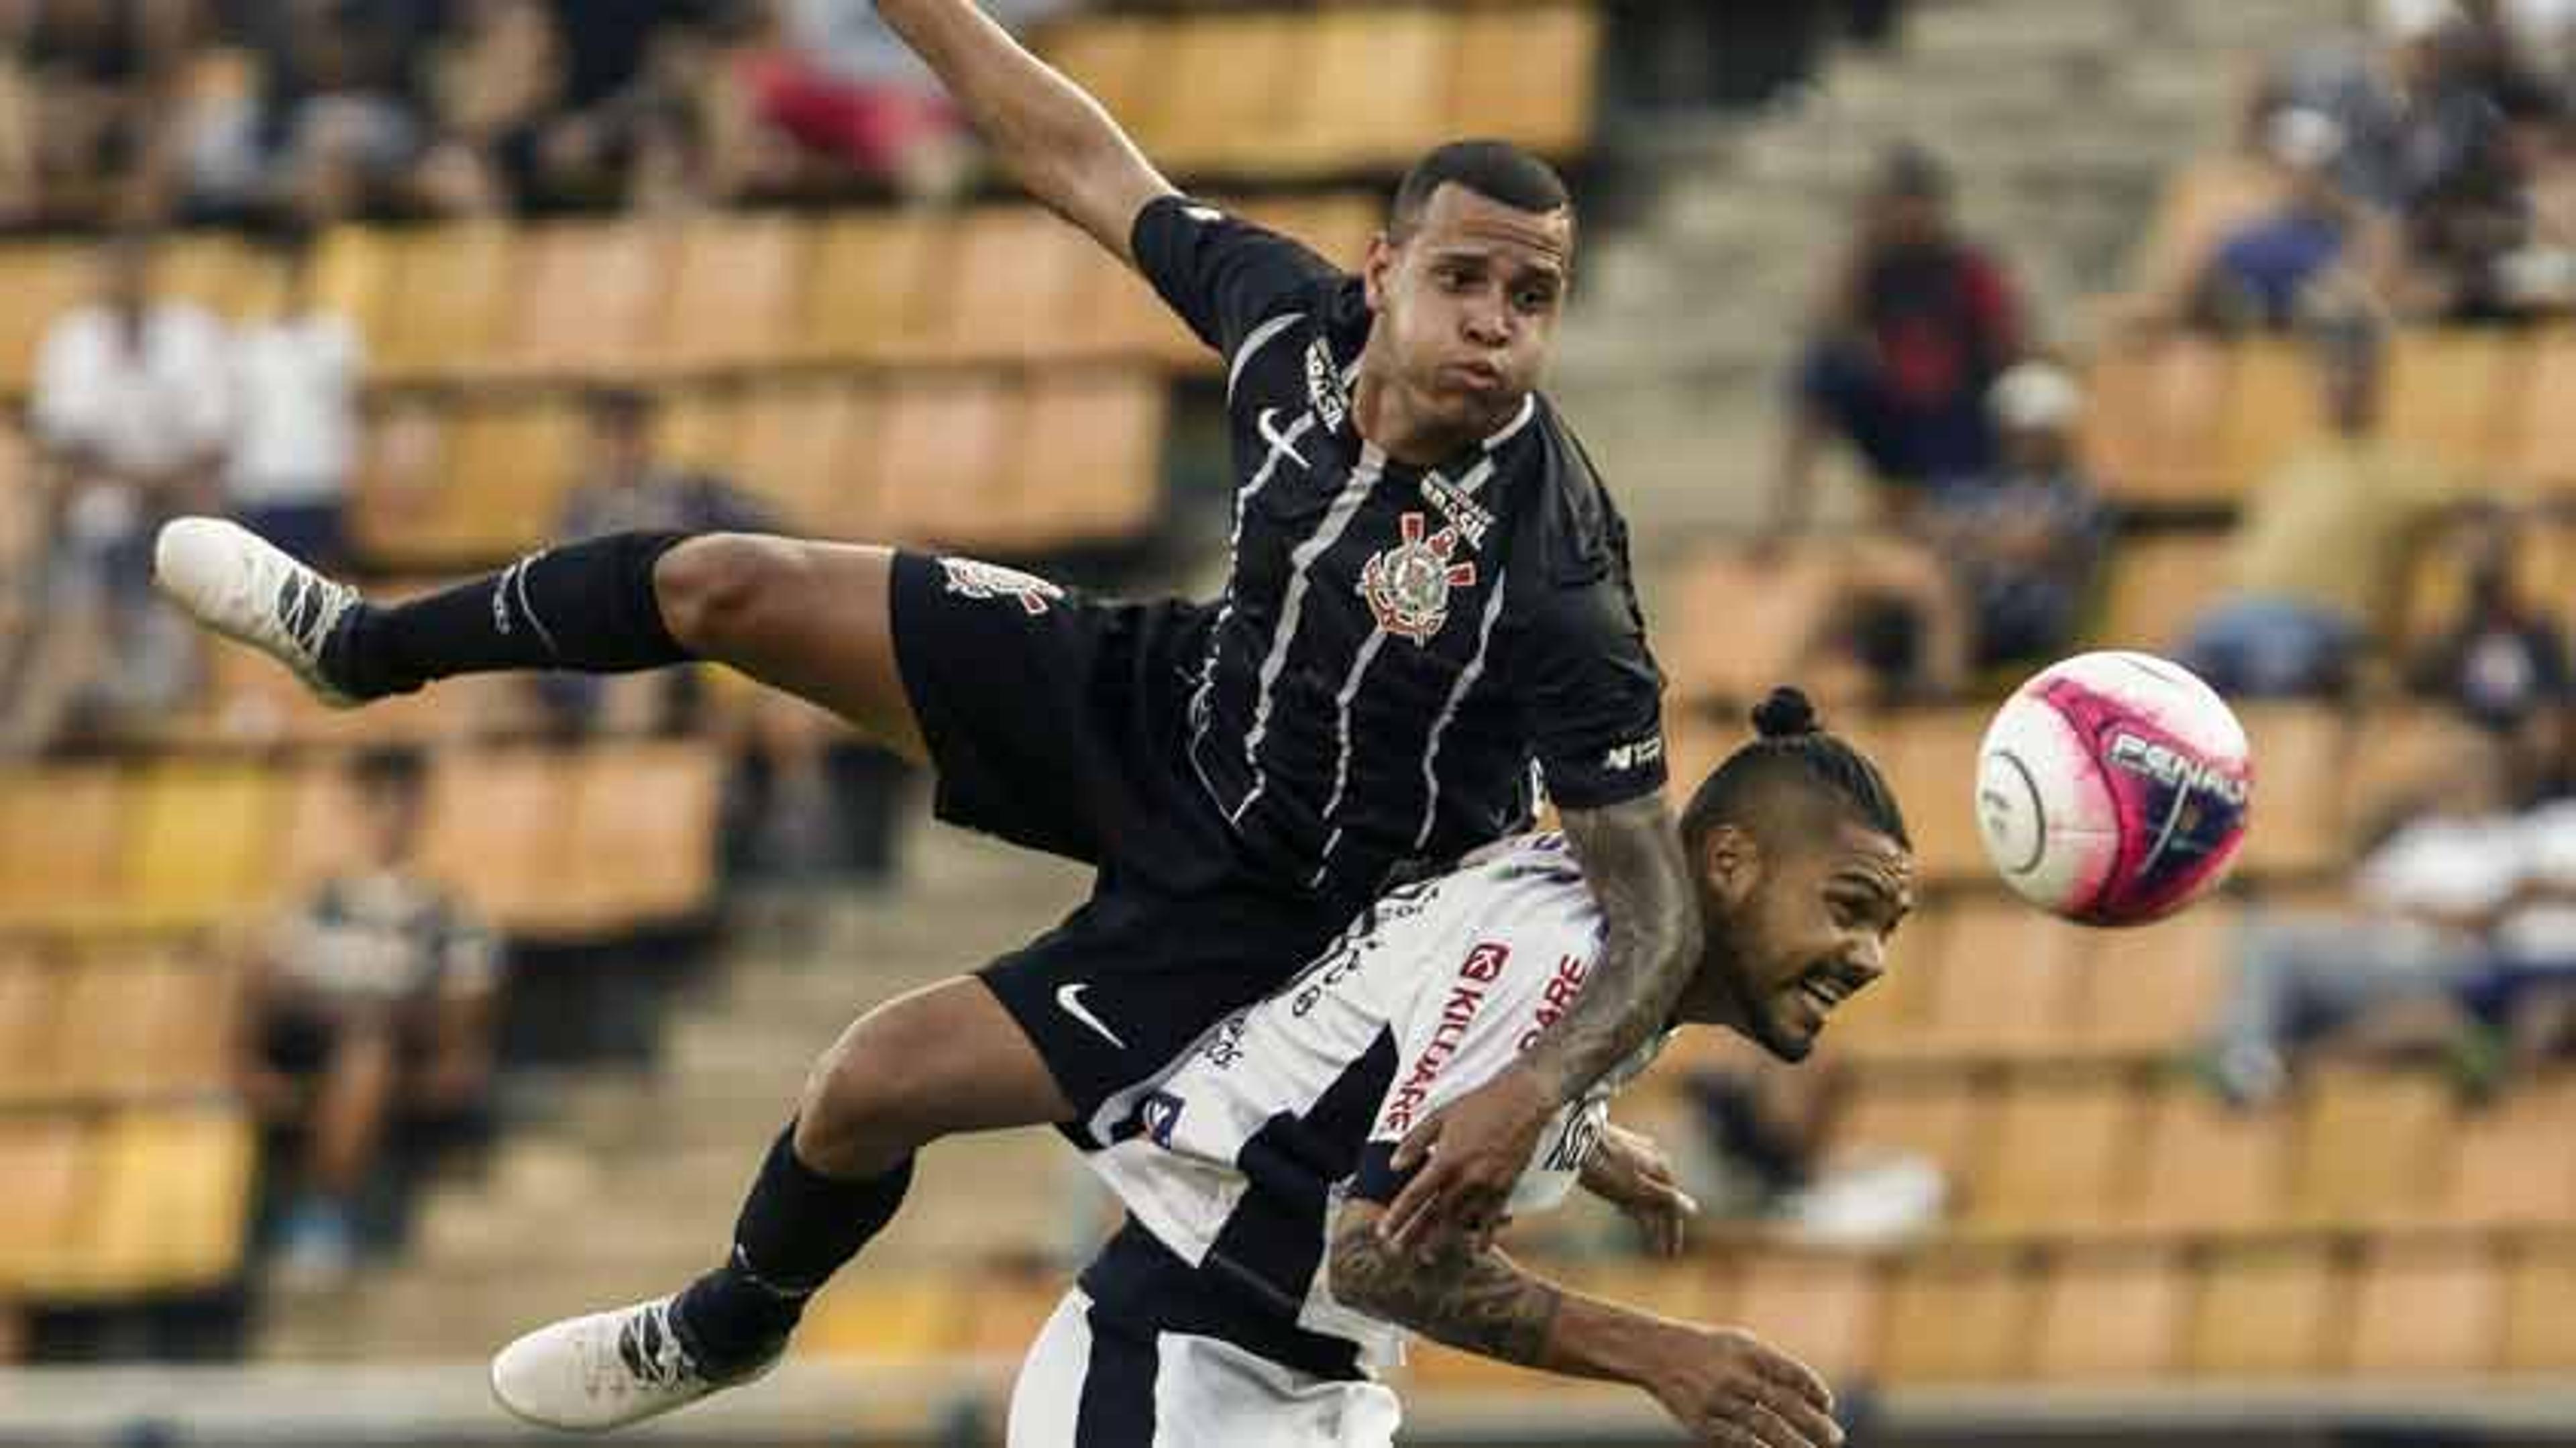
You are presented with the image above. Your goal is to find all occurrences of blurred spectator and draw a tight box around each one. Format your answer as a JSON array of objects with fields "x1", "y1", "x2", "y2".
[
  {"x1": 2184, "y1": 107, "x2": 2385, "y2": 331},
  {"x1": 3, "y1": 230, "x2": 227, "y2": 752},
  {"x1": 225, "y1": 223, "x2": 362, "y2": 567},
  {"x1": 1768, "y1": 144, "x2": 2022, "y2": 537},
  {"x1": 2408, "y1": 504, "x2": 2571, "y2": 735},
  {"x1": 235, "y1": 746, "x2": 502, "y2": 1286},
  {"x1": 2178, "y1": 313, "x2": 2453, "y2": 696},
  {"x1": 415, "y1": 0, "x2": 568, "y2": 215},
  {"x1": 1790, "y1": 361, "x2": 2106, "y2": 705}
]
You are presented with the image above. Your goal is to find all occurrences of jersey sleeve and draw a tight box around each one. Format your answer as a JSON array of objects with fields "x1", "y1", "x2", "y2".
[
  {"x1": 1512, "y1": 574, "x2": 1669, "y2": 811},
  {"x1": 1350, "y1": 920, "x2": 1601, "y2": 1204},
  {"x1": 1129, "y1": 195, "x2": 1340, "y2": 361}
]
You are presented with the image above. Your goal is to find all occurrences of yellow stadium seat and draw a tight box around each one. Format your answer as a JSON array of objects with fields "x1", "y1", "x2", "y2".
[
  {"x1": 380, "y1": 223, "x2": 515, "y2": 383},
  {"x1": 1877, "y1": 1246, "x2": 2035, "y2": 1384},
  {"x1": 731, "y1": 380, "x2": 879, "y2": 538},
  {"x1": 1034, "y1": 16, "x2": 1159, "y2": 134},
  {"x1": 2216, "y1": 336, "x2": 2329, "y2": 493},
  {"x1": 1823, "y1": 1071, "x2": 1989, "y2": 1186},
  {"x1": 0, "y1": 242, "x2": 95, "y2": 395},
  {"x1": 657, "y1": 215, "x2": 811, "y2": 375},
  {"x1": 2496, "y1": 327, "x2": 2576, "y2": 501},
  {"x1": 0, "y1": 1116, "x2": 90, "y2": 1292},
  {"x1": 2502, "y1": 1236, "x2": 2576, "y2": 1370},
  {"x1": 1725, "y1": 1249, "x2": 1884, "y2": 1383},
  {"x1": 273, "y1": 757, "x2": 376, "y2": 904},
  {"x1": 309, "y1": 225, "x2": 400, "y2": 356},
  {"x1": 157, "y1": 234, "x2": 283, "y2": 322},
  {"x1": 802, "y1": 213, "x2": 950, "y2": 365},
  {"x1": 928, "y1": 207, "x2": 1094, "y2": 366},
  {"x1": 502, "y1": 221, "x2": 674, "y2": 380},
  {"x1": 957, "y1": 1271, "x2": 1075, "y2": 1360},
  {"x1": 873, "y1": 375, "x2": 1016, "y2": 551},
  {"x1": 547, "y1": 742, "x2": 725, "y2": 936},
  {"x1": 1664, "y1": 544, "x2": 1843, "y2": 709},
  {"x1": 2089, "y1": 530, "x2": 2232, "y2": 653},
  {"x1": 1142, "y1": 14, "x2": 1297, "y2": 175},
  {"x1": 0, "y1": 766, "x2": 128, "y2": 933},
  {"x1": 2080, "y1": 338, "x2": 2233, "y2": 506},
  {"x1": 355, "y1": 395, "x2": 578, "y2": 569},
  {"x1": 1002, "y1": 372, "x2": 1167, "y2": 552},
  {"x1": 2441, "y1": 1078, "x2": 2576, "y2": 1227},
  {"x1": 2290, "y1": 1064, "x2": 2453, "y2": 1227},
  {"x1": 2184, "y1": 1240, "x2": 2342, "y2": 1377},
  {"x1": 2076, "y1": 900, "x2": 2232, "y2": 1055},
  {"x1": 124, "y1": 761, "x2": 279, "y2": 932},
  {"x1": 655, "y1": 386, "x2": 741, "y2": 475},
  {"x1": 1277, "y1": 9, "x2": 1452, "y2": 176},
  {"x1": 2347, "y1": 1236, "x2": 2504, "y2": 1376},
  {"x1": 1446, "y1": 4, "x2": 1599, "y2": 158},
  {"x1": 421, "y1": 749, "x2": 578, "y2": 933},
  {"x1": 2337, "y1": 705, "x2": 2509, "y2": 844},
  {"x1": 800, "y1": 1274, "x2": 967, "y2": 1361},
  {"x1": 1878, "y1": 708, "x2": 1994, "y2": 884},
  {"x1": 0, "y1": 949, "x2": 62, "y2": 1104},
  {"x1": 2382, "y1": 331, "x2": 2518, "y2": 482},
  {"x1": 2125, "y1": 1082, "x2": 2290, "y2": 1232},
  {"x1": 55, "y1": 947, "x2": 235, "y2": 1101},
  {"x1": 1970, "y1": 1072, "x2": 2142, "y2": 1229},
  {"x1": 2028, "y1": 1244, "x2": 2187, "y2": 1382},
  {"x1": 2233, "y1": 703, "x2": 2348, "y2": 879},
  {"x1": 71, "y1": 1106, "x2": 254, "y2": 1296},
  {"x1": 1911, "y1": 901, "x2": 2087, "y2": 1060}
]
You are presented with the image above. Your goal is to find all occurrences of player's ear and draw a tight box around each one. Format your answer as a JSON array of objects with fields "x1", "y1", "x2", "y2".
[
  {"x1": 1362, "y1": 230, "x2": 1397, "y2": 313},
  {"x1": 1699, "y1": 823, "x2": 1761, "y2": 911}
]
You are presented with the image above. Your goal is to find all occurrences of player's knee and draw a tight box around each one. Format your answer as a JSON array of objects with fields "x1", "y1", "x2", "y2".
[
  {"x1": 797, "y1": 1004, "x2": 957, "y2": 1172},
  {"x1": 654, "y1": 533, "x2": 794, "y2": 656}
]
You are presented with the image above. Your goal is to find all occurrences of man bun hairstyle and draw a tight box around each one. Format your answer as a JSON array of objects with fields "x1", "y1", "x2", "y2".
[
  {"x1": 1682, "y1": 686, "x2": 1910, "y2": 851},
  {"x1": 1389, "y1": 139, "x2": 1573, "y2": 240}
]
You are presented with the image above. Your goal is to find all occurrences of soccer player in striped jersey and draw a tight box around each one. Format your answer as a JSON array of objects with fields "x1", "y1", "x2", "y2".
[
  {"x1": 152, "y1": 1, "x2": 1707, "y2": 1429},
  {"x1": 1017, "y1": 692, "x2": 1911, "y2": 1447}
]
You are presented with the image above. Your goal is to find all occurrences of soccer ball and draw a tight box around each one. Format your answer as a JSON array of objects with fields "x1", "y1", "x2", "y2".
[{"x1": 1973, "y1": 652, "x2": 2253, "y2": 926}]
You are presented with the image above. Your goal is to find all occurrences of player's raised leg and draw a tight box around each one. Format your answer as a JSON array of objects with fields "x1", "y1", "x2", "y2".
[
  {"x1": 152, "y1": 519, "x2": 927, "y2": 760},
  {"x1": 491, "y1": 976, "x2": 1075, "y2": 1431}
]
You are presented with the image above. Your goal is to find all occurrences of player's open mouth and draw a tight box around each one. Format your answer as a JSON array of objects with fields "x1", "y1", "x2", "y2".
[
  {"x1": 1796, "y1": 966, "x2": 1860, "y2": 1016},
  {"x1": 1447, "y1": 361, "x2": 1506, "y2": 391}
]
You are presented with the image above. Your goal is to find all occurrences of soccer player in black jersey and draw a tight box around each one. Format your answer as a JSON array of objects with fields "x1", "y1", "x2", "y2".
[{"x1": 154, "y1": 1, "x2": 1703, "y2": 1429}]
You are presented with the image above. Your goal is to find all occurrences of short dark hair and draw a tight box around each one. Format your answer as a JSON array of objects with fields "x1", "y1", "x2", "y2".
[
  {"x1": 1680, "y1": 688, "x2": 1910, "y2": 855},
  {"x1": 350, "y1": 744, "x2": 429, "y2": 798},
  {"x1": 581, "y1": 385, "x2": 657, "y2": 432},
  {"x1": 1389, "y1": 140, "x2": 1572, "y2": 239}
]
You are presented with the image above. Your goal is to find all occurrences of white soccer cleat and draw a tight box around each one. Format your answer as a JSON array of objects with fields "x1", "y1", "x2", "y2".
[
  {"x1": 152, "y1": 516, "x2": 362, "y2": 707},
  {"x1": 490, "y1": 1295, "x2": 777, "y2": 1433}
]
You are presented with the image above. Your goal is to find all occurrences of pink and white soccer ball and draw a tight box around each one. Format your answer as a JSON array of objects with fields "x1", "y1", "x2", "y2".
[{"x1": 1974, "y1": 652, "x2": 2253, "y2": 927}]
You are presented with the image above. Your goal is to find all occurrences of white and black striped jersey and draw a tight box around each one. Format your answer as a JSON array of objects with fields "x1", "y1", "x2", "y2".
[
  {"x1": 1079, "y1": 832, "x2": 1664, "y2": 1374},
  {"x1": 1129, "y1": 197, "x2": 1667, "y2": 900}
]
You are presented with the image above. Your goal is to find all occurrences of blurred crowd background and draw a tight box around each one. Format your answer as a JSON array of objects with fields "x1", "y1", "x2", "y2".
[{"x1": 5, "y1": 1, "x2": 2576, "y2": 1446}]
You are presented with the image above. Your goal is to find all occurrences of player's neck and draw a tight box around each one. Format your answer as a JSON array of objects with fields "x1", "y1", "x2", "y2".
[{"x1": 1349, "y1": 355, "x2": 1481, "y2": 468}]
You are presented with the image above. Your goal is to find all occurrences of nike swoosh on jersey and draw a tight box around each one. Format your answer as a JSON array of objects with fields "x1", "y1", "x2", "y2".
[
  {"x1": 1055, "y1": 982, "x2": 1127, "y2": 1049},
  {"x1": 1256, "y1": 407, "x2": 1311, "y2": 472}
]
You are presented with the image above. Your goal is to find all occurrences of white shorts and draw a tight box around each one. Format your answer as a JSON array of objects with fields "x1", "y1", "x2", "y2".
[{"x1": 1007, "y1": 1288, "x2": 1402, "y2": 1448}]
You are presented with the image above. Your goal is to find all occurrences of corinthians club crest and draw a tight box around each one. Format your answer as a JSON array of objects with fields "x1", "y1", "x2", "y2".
[{"x1": 1358, "y1": 512, "x2": 1476, "y2": 644}]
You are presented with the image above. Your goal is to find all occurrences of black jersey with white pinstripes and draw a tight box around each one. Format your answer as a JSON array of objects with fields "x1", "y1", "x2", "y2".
[{"x1": 1129, "y1": 197, "x2": 1666, "y2": 900}]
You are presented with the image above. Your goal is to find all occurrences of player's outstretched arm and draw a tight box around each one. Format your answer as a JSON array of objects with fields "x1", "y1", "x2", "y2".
[
  {"x1": 1329, "y1": 1202, "x2": 1842, "y2": 1447},
  {"x1": 1384, "y1": 793, "x2": 1700, "y2": 1249},
  {"x1": 871, "y1": 0, "x2": 1175, "y2": 264}
]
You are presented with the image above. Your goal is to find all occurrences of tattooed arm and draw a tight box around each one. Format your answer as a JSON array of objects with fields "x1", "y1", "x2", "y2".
[
  {"x1": 1381, "y1": 792, "x2": 1700, "y2": 1249},
  {"x1": 1329, "y1": 1201, "x2": 1843, "y2": 1447}
]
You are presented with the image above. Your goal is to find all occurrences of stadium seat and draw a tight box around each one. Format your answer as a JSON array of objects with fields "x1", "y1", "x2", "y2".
[
  {"x1": 2290, "y1": 1065, "x2": 2454, "y2": 1227},
  {"x1": 56, "y1": 947, "x2": 234, "y2": 1100},
  {"x1": 0, "y1": 1116, "x2": 89, "y2": 1291},
  {"x1": 729, "y1": 380, "x2": 879, "y2": 538},
  {"x1": 2125, "y1": 1083, "x2": 2290, "y2": 1232},
  {"x1": 1033, "y1": 15, "x2": 1158, "y2": 137},
  {"x1": 1002, "y1": 372, "x2": 1167, "y2": 552},
  {"x1": 547, "y1": 743, "x2": 724, "y2": 936},
  {"x1": 2027, "y1": 1244, "x2": 2187, "y2": 1381},
  {"x1": 273, "y1": 757, "x2": 376, "y2": 903},
  {"x1": 1823, "y1": 1070, "x2": 1990, "y2": 1188},
  {"x1": 2218, "y1": 336, "x2": 2328, "y2": 490},
  {"x1": 0, "y1": 242, "x2": 96, "y2": 396},
  {"x1": 1723, "y1": 1249, "x2": 1884, "y2": 1382},
  {"x1": 421, "y1": 749, "x2": 580, "y2": 933},
  {"x1": 1664, "y1": 546, "x2": 1841, "y2": 709},
  {"x1": 2502, "y1": 1235, "x2": 2576, "y2": 1370},
  {"x1": 123, "y1": 762, "x2": 279, "y2": 931},
  {"x1": 2080, "y1": 338, "x2": 2233, "y2": 506},
  {"x1": 2333, "y1": 706, "x2": 2502, "y2": 844},
  {"x1": 158, "y1": 234, "x2": 284, "y2": 322},
  {"x1": 873, "y1": 375, "x2": 1016, "y2": 550},
  {"x1": 309, "y1": 225, "x2": 399, "y2": 358},
  {"x1": 0, "y1": 948, "x2": 62, "y2": 1104},
  {"x1": 1876, "y1": 708, "x2": 1990, "y2": 884},
  {"x1": 1147, "y1": 13, "x2": 1299, "y2": 176},
  {"x1": 2184, "y1": 1240, "x2": 2343, "y2": 1378},
  {"x1": 1877, "y1": 1246, "x2": 2035, "y2": 1383},
  {"x1": 380, "y1": 223, "x2": 515, "y2": 383},
  {"x1": 71, "y1": 1106, "x2": 254, "y2": 1296},
  {"x1": 2346, "y1": 1236, "x2": 2505, "y2": 1376},
  {"x1": 502, "y1": 221, "x2": 674, "y2": 380},
  {"x1": 2089, "y1": 530, "x2": 2231, "y2": 654},
  {"x1": 2382, "y1": 331, "x2": 2516, "y2": 484},
  {"x1": 2439, "y1": 1077, "x2": 2576, "y2": 1227},
  {"x1": 802, "y1": 212, "x2": 950, "y2": 365},
  {"x1": 651, "y1": 216, "x2": 812, "y2": 376},
  {"x1": 1276, "y1": 8, "x2": 1451, "y2": 177},
  {"x1": 1970, "y1": 1071, "x2": 2142, "y2": 1229},
  {"x1": 955, "y1": 1270, "x2": 1075, "y2": 1361},
  {"x1": 1909, "y1": 901, "x2": 2087, "y2": 1060},
  {"x1": 1446, "y1": 4, "x2": 1599, "y2": 158},
  {"x1": 2231, "y1": 704, "x2": 2348, "y2": 878},
  {"x1": 945, "y1": 208, "x2": 1102, "y2": 366},
  {"x1": 2496, "y1": 326, "x2": 2576, "y2": 500},
  {"x1": 801, "y1": 1274, "x2": 967, "y2": 1361},
  {"x1": 0, "y1": 766, "x2": 128, "y2": 933},
  {"x1": 355, "y1": 395, "x2": 577, "y2": 568},
  {"x1": 2074, "y1": 900, "x2": 2231, "y2": 1055}
]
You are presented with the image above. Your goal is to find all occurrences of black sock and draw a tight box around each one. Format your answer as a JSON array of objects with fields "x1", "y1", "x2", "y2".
[
  {"x1": 672, "y1": 1125, "x2": 914, "y2": 1374},
  {"x1": 325, "y1": 531, "x2": 695, "y2": 700}
]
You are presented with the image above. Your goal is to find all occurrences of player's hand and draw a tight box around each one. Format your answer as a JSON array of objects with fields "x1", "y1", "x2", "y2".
[
  {"x1": 1382, "y1": 1065, "x2": 1553, "y2": 1256},
  {"x1": 1642, "y1": 1324, "x2": 1842, "y2": 1448},
  {"x1": 1580, "y1": 1123, "x2": 1698, "y2": 1257}
]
